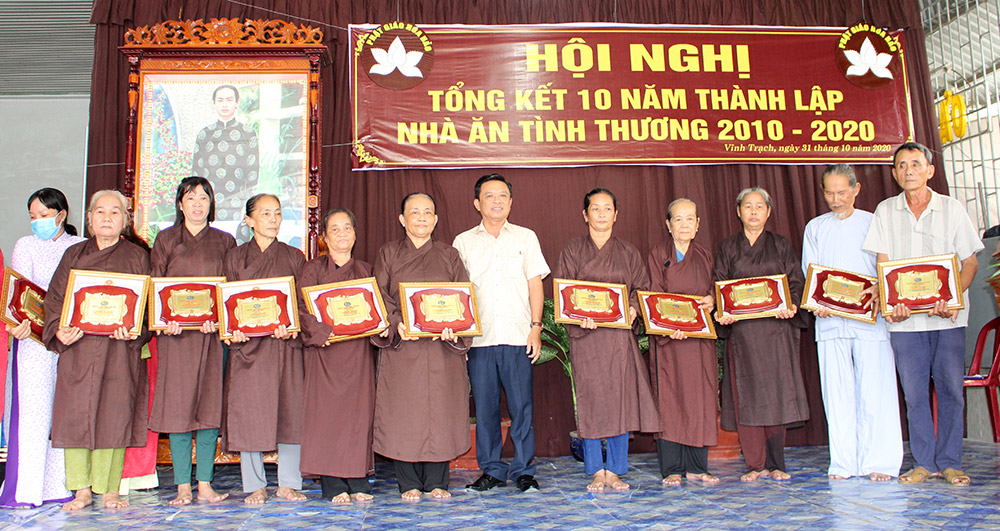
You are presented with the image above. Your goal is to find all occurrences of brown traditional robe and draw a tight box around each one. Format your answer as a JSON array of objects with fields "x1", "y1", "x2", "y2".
[
  {"x1": 222, "y1": 239, "x2": 306, "y2": 452},
  {"x1": 297, "y1": 256, "x2": 376, "y2": 478},
  {"x1": 647, "y1": 240, "x2": 718, "y2": 447},
  {"x1": 148, "y1": 225, "x2": 236, "y2": 433},
  {"x1": 557, "y1": 235, "x2": 659, "y2": 439},
  {"x1": 371, "y1": 238, "x2": 472, "y2": 462},
  {"x1": 44, "y1": 238, "x2": 151, "y2": 449},
  {"x1": 713, "y1": 230, "x2": 809, "y2": 430}
]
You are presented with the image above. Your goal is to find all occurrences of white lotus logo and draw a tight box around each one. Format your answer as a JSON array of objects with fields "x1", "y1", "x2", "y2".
[
  {"x1": 369, "y1": 37, "x2": 424, "y2": 78},
  {"x1": 843, "y1": 37, "x2": 893, "y2": 79}
]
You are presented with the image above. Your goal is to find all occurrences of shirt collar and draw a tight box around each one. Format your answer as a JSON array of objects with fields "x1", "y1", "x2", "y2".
[
  {"x1": 894, "y1": 188, "x2": 941, "y2": 213},
  {"x1": 474, "y1": 220, "x2": 511, "y2": 235}
]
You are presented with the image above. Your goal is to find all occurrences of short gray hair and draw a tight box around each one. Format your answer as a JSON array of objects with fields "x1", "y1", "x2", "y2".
[
  {"x1": 893, "y1": 141, "x2": 934, "y2": 165},
  {"x1": 821, "y1": 164, "x2": 858, "y2": 188},
  {"x1": 87, "y1": 189, "x2": 133, "y2": 230},
  {"x1": 666, "y1": 198, "x2": 697, "y2": 219},
  {"x1": 736, "y1": 187, "x2": 772, "y2": 209}
]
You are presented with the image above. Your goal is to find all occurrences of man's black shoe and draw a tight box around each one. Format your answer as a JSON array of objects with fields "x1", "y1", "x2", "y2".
[
  {"x1": 516, "y1": 474, "x2": 539, "y2": 492},
  {"x1": 466, "y1": 473, "x2": 505, "y2": 491}
]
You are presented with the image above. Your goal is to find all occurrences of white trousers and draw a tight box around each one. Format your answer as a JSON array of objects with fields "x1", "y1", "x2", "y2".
[
  {"x1": 240, "y1": 444, "x2": 302, "y2": 492},
  {"x1": 817, "y1": 338, "x2": 903, "y2": 477}
]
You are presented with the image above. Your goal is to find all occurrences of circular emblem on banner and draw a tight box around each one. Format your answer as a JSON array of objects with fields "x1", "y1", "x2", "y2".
[
  {"x1": 358, "y1": 22, "x2": 434, "y2": 90},
  {"x1": 836, "y1": 24, "x2": 902, "y2": 89}
]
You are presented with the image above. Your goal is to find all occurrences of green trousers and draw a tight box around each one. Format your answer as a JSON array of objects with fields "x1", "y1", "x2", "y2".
[
  {"x1": 64, "y1": 448, "x2": 126, "y2": 494},
  {"x1": 169, "y1": 429, "x2": 219, "y2": 485}
]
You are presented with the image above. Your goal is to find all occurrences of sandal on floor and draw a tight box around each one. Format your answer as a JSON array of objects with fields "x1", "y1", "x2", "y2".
[
  {"x1": 898, "y1": 466, "x2": 933, "y2": 484},
  {"x1": 940, "y1": 468, "x2": 970, "y2": 486}
]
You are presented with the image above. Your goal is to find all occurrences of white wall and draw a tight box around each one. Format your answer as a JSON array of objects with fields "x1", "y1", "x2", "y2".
[{"x1": 0, "y1": 96, "x2": 89, "y2": 259}]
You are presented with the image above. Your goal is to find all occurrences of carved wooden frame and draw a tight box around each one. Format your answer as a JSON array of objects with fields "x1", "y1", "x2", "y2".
[{"x1": 120, "y1": 18, "x2": 325, "y2": 257}]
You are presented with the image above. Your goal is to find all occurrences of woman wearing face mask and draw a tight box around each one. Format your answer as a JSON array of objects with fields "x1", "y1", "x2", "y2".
[{"x1": 0, "y1": 188, "x2": 84, "y2": 508}]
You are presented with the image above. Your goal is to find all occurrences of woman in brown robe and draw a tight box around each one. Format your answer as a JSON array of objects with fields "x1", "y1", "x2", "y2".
[
  {"x1": 223, "y1": 194, "x2": 306, "y2": 504},
  {"x1": 648, "y1": 199, "x2": 720, "y2": 486},
  {"x1": 557, "y1": 187, "x2": 658, "y2": 493},
  {"x1": 372, "y1": 192, "x2": 472, "y2": 501},
  {"x1": 713, "y1": 187, "x2": 809, "y2": 482},
  {"x1": 44, "y1": 190, "x2": 151, "y2": 511},
  {"x1": 149, "y1": 177, "x2": 235, "y2": 505},
  {"x1": 297, "y1": 208, "x2": 383, "y2": 504}
]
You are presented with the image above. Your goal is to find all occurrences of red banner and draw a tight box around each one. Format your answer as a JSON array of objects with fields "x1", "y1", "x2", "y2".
[{"x1": 350, "y1": 23, "x2": 914, "y2": 169}]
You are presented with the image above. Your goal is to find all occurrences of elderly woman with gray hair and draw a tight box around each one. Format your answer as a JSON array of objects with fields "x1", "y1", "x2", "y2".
[
  {"x1": 42, "y1": 190, "x2": 151, "y2": 510},
  {"x1": 713, "y1": 187, "x2": 809, "y2": 482}
]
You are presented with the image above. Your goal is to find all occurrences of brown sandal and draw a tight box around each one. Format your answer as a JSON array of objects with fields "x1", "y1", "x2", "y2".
[
  {"x1": 940, "y1": 468, "x2": 970, "y2": 486},
  {"x1": 898, "y1": 466, "x2": 933, "y2": 484}
]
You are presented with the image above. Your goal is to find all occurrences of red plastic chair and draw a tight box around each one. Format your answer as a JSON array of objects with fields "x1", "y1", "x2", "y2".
[{"x1": 962, "y1": 316, "x2": 1000, "y2": 443}]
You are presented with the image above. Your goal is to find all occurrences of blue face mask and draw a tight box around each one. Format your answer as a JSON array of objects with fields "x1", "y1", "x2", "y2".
[{"x1": 31, "y1": 216, "x2": 61, "y2": 240}]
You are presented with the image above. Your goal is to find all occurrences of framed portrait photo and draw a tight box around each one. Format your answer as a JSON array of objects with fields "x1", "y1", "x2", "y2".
[
  {"x1": 1, "y1": 267, "x2": 47, "y2": 344},
  {"x1": 217, "y1": 276, "x2": 300, "y2": 340},
  {"x1": 877, "y1": 253, "x2": 963, "y2": 315},
  {"x1": 301, "y1": 277, "x2": 389, "y2": 343},
  {"x1": 59, "y1": 269, "x2": 150, "y2": 337},
  {"x1": 553, "y1": 278, "x2": 632, "y2": 330},
  {"x1": 637, "y1": 291, "x2": 716, "y2": 339},
  {"x1": 714, "y1": 274, "x2": 793, "y2": 321},
  {"x1": 398, "y1": 282, "x2": 482, "y2": 338},
  {"x1": 148, "y1": 276, "x2": 226, "y2": 331},
  {"x1": 801, "y1": 264, "x2": 877, "y2": 324}
]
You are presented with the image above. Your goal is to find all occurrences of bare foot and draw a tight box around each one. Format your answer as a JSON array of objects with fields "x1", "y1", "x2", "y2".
[
  {"x1": 244, "y1": 488, "x2": 267, "y2": 505},
  {"x1": 102, "y1": 492, "x2": 129, "y2": 509},
  {"x1": 828, "y1": 474, "x2": 848, "y2": 480},
  {"x1": 352, "y1": 492, "x2": 374, "y2": 502},
  {"x1": 275, "y1": 487, "x2": 307, "y2": 501},
  {"x1": 62, "y1": 489, "x2": 93, "y2": 511},
  {"x1": 401, "y1": 488, "x2": 422, "y2": 501},
  {"x1": 169, "y1": 484, "x2": 193, "y2": 506},
  {"x1": 196, "y1": 482, "x2": 229, "y2": 503},
  {"x1": 758, "y1": 469, "x2": 771, "y2": 478},
  {"x1": 605, "y1": 472, "x2": 629, "y2": 491},
  {"x1": 662, "y1": 474, "x2": 682, "y2": 486},
  {"x1": 770, "y1": 469, "x2": 791, "y2": 481},
  {"x1": 686, "y1": 472, "x2": 720, "y2": 484},
  {"x1": 868, "y1": 472, "x2": 892, "y2": 482},
  {"x1": 330, "y1": 492, "x2": 351, "y2": 504},
  {"x1": 587, "y1": 470, "x2": 606, "y2": 492},
  {"x1": 429, "y1": 488, "x2": 450, "y2": 499},
  {"x1": 740, "y1": 470, "x2": 763, "y2": 482}
]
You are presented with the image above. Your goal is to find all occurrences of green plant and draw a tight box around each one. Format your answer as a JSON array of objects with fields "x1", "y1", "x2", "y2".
[{"x1": 536, "y1": 298, "x2": 576, "y2": 421}]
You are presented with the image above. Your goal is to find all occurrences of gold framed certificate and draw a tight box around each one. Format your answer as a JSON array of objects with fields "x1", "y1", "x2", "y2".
[
  {"x1": 148, "y1": 276, "x2": 225, "y2": 331},
  {"x1": 217, "y1": 276, "x2": 300, "y2": 340},
  {"x1": 59, "y1": 269, "x2": 150, "y2": 337},
  {"x1": 301, "y1": 277, "x2": 389, "y2": 343},
  {"x1": 553, "y1": 278, "x2": 632, "y2": 330},
  {"x1": 1, "y1": 267, "x2": 47, "y2": 344},
  {"x1": 398, "y1": 282, "x2": 482, "y2": 338},
  {"x1": 801, "y1": 264, "x2": 877, "y2": 324},
  {"x1": 637, "y1": 291, "x2": 716, "y2": 338},
  {"x1": 714, "y1": 274, "x2": 793, "y2": 321},
  {"x1": 877, "y1": 253, "x2": 963, "y2": 315}
]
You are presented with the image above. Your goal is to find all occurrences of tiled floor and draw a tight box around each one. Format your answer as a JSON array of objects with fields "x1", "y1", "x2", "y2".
[{"x1": 2, "y1": 442, "x2": 999, "y2": 530}]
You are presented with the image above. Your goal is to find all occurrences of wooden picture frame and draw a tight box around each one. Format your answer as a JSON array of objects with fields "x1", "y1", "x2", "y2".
[
  {"x1": 301, "y1": 277, "x2": 389, "y2": 343},
  {"x1": 714, "y1": 274, "x2": 793, "y2": 321},
  {"x1": 216, "y1": 276, "x2": 300, "y2": 340},
  {"x1": 877, "y1": 253, "x2": 963, "y2": 315},
  {"x1": 637, "y1": 291, "x2": 717, "y2": 339},
  {"x1": 1, "y1": 267, "x2": 46, "y2": 345},
  {"x1": 801, "y1": 264, "x2": 877, "y2": 324},
  {"x1": 59, "y1": 269, "x2": 150, "y2": 337},
  {"x1": 148, "y1": 276, "x2": 226, "y2": 331},
  {"x1": 398, "y1": 282, "x2": 482, "y2": 338},
  {"x1": 553, "y1": 278, "x2": 632, "y2": 330}
]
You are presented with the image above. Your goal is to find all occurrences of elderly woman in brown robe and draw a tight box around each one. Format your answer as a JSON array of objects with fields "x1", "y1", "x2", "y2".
[
  {"x1": 372, "y1": 192, "x2": 472, "y2": 501},
  {"x1": 648, "y1": 198, "x2": 719, "y2": 486},
  {"x1": 714, "y1": 187, "x2": 809, "y2": 482},
  {"x1": 558, "y1": 187, "x2": 658, "y2": 493},
  {"x1": 149, "y1": 177, "x2": 235, "y2": 505},
  {"x1": 297, "y1": 208, "x2": 385, "y2": 504},
  {"x1": 223, "y1": 193, "x2": 306, "y2": 504},
  {"x1": 44, "y1": 189, "x2": 151, "y2": 511}
]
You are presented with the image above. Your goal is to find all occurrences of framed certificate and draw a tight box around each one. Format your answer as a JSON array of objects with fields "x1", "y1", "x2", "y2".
[
  {"x1": 301, "y1": 277, "x2": 389, "y2": 343},
  {"x1": 1, "y1": 267, "x2": 47, "y2": 344},
  {"x1": 877, "y1": 254, "x2": 963, "y2": 315},
  {"x1": 148, "y1": 277, "x2": 225, "y2": 331},
  {"x1": 553, "y1": 278, "x2": 632, "y2": 330},
  {"x1": 637, "y1": 291, "x2": 716, "y2": 339},
  {"x1": 59, "y1": 269, "x2": 150, "y2": 337},
  {"x1": 715, "y1": 274, "x2": 793, "y2": 321},
  {"x1": 398, "y1": 282, "x2": 482, "y2": 338},
  {"x1": 217, "y1": 276, "x2": 300, "y2": 340},
  {"x1": 801, "y1": 264, "x2": 877, "y2": 324}
]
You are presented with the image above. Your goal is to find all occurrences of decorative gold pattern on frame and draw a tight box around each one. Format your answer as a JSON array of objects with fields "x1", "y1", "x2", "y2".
[{"x1": 124, "y1": 18, "x2": 323, "y2": 47}]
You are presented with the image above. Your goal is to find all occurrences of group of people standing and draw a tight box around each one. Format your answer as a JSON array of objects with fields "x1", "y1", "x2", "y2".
[{"x1": 0, "y1": 140, "x2": 983, "y2": 512}]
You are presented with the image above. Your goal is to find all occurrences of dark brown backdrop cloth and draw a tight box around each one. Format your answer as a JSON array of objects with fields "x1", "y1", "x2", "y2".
[{"x1": 88, "y1": 0, "x2": 938, "y2": 457}]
